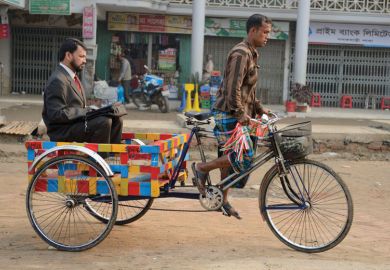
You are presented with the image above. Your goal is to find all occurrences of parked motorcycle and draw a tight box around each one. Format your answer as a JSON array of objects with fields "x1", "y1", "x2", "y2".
[{"x1": 131, "y1": 66, "x2": 170, "y2": 113}]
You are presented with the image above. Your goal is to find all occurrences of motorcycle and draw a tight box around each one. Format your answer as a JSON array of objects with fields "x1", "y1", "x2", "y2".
[{"x1": 131, "y1": 66, "x2": 170, "y2": 113}]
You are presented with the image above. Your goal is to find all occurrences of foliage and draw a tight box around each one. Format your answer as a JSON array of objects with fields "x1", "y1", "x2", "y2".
[{"x1": 289, "y1": 83, "x2": 312, "y2": 104}]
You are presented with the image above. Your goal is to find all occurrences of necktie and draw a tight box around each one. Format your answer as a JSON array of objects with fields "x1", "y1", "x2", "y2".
[{"x1": 74, "y1": 75, "x2": 82, "y2": 93}]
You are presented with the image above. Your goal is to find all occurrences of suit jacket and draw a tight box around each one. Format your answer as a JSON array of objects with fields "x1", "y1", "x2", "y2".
[{"x1": 42, "y1": 65, "x2": 88, "y2": 141}]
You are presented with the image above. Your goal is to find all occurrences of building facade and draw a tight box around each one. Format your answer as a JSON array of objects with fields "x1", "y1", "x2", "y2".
[{"x1": 0, "y1": 0, "x2": 389, "y2": 108}]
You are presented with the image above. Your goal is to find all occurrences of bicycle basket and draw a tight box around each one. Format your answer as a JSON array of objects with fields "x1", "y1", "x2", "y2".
[{"x1": 275, "y1": 121, "x2": 312, "y2": 160}]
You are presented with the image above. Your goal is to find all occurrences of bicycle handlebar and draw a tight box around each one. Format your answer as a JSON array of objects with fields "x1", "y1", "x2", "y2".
[{"x1": 250, "y1": 112, "x2": 280, "y2": 126}]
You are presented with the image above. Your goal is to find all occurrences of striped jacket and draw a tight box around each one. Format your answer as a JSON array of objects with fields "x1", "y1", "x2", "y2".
[{"x1": 213, "y1": 40, "x2": 264, "y2": 118}]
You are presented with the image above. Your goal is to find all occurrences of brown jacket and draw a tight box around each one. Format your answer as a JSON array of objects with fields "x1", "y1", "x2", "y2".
[{"x1": 213, "y1": 40, "x2": 264, "y2": 118}]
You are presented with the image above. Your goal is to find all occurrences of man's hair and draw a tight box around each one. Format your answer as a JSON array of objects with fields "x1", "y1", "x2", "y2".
[
  {"x1": 246, "y1": 14, "x2": 272, "y2": 33},
  {"x1": 59, "y1": 38, "x2": 87, "y2": 61}
]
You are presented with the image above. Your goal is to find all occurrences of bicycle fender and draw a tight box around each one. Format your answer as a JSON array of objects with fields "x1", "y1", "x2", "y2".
[
  {"x1": 29, "y1": 145, "x2": 114, "y2": 176},
  {"x1": 259, "y1": 164, "x2": 278, "y2": 221}
]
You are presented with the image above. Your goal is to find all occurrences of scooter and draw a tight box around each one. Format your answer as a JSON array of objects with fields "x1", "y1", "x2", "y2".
[{"x1": 131, "y1": 66, "x2": 170, "y2": 113}]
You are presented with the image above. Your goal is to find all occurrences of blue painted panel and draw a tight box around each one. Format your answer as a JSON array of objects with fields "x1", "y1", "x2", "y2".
[
  {"x1": 47, "y1": 179, "x2": 58, "y2": 192},
  {"x1": 139, "y1": 182, "x2": 151, "y2": 196}
]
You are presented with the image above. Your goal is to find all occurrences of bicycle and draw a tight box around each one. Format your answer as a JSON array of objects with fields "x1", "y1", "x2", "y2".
[
  {"x1": 25, "y1": 111, "x2": 353, "y2": 252},
  {"x1": 179, "y1": 111, "x2": 353, "y2": 253}
]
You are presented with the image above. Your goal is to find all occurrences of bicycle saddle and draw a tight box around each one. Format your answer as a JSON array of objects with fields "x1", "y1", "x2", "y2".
[{"x1": 184, "y1": 112, "x2": 212, "y2": 121}]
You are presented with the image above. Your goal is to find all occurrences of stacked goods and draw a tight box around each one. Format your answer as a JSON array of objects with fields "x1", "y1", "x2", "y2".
[
  {"x1": 199, "y1": 85, "x2": 211, "y2": 109},
  {"x1": 209, "y1": 71, "x2": 222, "y2": 108}
]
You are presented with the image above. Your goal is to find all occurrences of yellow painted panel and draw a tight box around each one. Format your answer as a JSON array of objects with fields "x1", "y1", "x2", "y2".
[
  {"x1": 111, "y1": 144, "x2": 127, "y2": 153},
  {"x1": 98, "y1": 144, "x2": 112, "y2": 152},
  {"x1": 77, "y1": 163, "x2": 89, "y2": 171},
  {"x1": 58, "y1": 176, "x2": 65, "y2": 193},
  {"x1": 135, "y1": 133, "x2": 147, "y2": 140},
  {"x1": 89, "y1": 177, "x2": 97, "y2": 195},
  {"x1": 129, "y1": 165, "x2": 140, "y2": 174},
  {"x1": 120, "y1": 178, "x2": 128, "y2": 196},
  {"x1": 147, "y1": 133, "x2": 160, "y2": 141},
  {"x1": 112, "y1": 176, "x2": 121, "y2": 193},
  {"x1": 151, "y1": 180, "x2": 160, "y2": 197}
]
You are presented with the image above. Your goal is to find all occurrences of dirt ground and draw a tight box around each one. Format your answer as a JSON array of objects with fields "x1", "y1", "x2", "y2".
[{"x1": 0, "y1": 143, "x2": 389, "y2": 270}]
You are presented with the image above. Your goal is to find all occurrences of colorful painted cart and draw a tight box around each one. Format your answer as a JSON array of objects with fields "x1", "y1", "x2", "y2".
[{"x1": 25, "y1": 132, "x2": 189, "y2": 251}]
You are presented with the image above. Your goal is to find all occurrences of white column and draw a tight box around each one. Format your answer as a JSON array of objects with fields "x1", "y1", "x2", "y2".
[
  {"x1": 147, "y1": 34, "x2": 153, "y2": 69},
  {"x1": 191, "y1": 0, "x2": 206, "y2": 81},
  {"x1": 293, "y1": 0, "x2": 310, "y2": 85},
  {"x1": 282, "y1": 33, "x2": 292, "y2": 102}
]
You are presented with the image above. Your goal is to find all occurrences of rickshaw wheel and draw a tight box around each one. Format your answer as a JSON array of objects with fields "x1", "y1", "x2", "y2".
[{"x1": 26, "y1": 155, "x2": 118, "y2": 251}]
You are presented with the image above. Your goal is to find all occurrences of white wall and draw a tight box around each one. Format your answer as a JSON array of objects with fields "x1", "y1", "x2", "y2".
[{"x1": 0, "y1": 37, "x2": 11, "y2": 95}]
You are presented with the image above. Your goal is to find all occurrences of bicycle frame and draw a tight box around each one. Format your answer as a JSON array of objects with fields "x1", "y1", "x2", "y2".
[{"x1": 167, "y1": 114, "x2": 310, "y2": 211}]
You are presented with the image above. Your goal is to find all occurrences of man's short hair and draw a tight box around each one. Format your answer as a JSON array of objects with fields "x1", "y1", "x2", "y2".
[
  {"x1": 246, "y1": 14, "x2": 272, "y2": 33},
  {"x1": 59, "y1": 38, "x2": 87, "y2": 61}
]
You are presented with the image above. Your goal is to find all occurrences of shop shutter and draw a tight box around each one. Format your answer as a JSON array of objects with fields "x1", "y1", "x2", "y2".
[
  {"x1": 292, "y1": 44, "x2": 390, "y2": 108},
  {"x1": 204, "y1": 36, "x2": 285, "y2": 104},
  {"x1": 11, "y1": 27, "x2": 81, "y2": 95}
]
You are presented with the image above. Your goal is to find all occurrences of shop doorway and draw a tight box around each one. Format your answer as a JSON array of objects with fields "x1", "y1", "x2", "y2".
[{"x1": 11, "y1": 27, "x2": 81, "y2": 95}]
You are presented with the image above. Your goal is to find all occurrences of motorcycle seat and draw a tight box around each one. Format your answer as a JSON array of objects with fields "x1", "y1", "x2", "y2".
[{"x1": 184, "y1": 112, "x2": 212, "y2": 121}]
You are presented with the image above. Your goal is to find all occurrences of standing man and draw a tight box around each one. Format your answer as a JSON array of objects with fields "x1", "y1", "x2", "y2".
[
  {"x1": 42, "y1": 38, "x2": 123, "y2": 144},
  {"x1": 118, "y1": 51, "x2": 132, "y2": 104},
  {"x1": 192, "y1": 14, "x2": 272, "y2": 219},
  {"x1": 202, "y1": 53, "x2": 214, "y2": 82}
]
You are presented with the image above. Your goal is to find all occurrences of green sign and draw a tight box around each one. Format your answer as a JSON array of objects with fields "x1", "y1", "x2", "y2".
[
  {"x1": 205, "y1": 17, "x2": 289, "y2": 40},
  {"x1": 0, "y1": 0, "x2": 25, "y2": 8},
  {"x1": 29, "y1": 0, "x2": 70, "y2": 15}
]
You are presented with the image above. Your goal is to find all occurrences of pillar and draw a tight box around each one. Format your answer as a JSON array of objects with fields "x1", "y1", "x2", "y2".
[
  {"x1": 191, "y1": 0, "x2": 206, "y2": 81},
  {"x1": 293, "y1": 1, "x2": 311, "y2": 85}
]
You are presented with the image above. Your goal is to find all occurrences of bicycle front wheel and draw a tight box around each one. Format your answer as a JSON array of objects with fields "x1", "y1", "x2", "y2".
[
  {"x1": 260, "y1": 159, "x2": 353, "y2": 253},
  {"x1": 26, "y1": 155, "x2": 118, "y2": 251}
]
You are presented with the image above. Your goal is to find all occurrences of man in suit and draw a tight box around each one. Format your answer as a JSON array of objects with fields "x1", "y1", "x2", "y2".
[{"x1": 42, "y1": 38, "x2": 123, "y2": 144}]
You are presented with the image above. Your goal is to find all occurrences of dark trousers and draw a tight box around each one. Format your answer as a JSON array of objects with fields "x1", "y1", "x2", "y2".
[
  {"x1": 49, "y1": 116, "x2": 123, "y2": 144},
  {"x1": 122, "y1": 80, "x2": 132, "y2": 104}
]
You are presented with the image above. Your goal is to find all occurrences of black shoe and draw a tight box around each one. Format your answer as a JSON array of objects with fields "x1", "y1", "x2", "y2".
[{"x1": 221, "y1": 201, "x2": 242, "y2": 220}]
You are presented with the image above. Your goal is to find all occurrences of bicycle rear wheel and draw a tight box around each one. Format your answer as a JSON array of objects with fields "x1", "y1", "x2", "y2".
[
  {"x1": 260, "y1": 159, "x2": 353, "y2": 253},
  {"x1": 26, "y1": 155, "x2": 118, "y2": 251},
  {"x1": 85, "y1": 196, "x2": 153, "y2": 225}
]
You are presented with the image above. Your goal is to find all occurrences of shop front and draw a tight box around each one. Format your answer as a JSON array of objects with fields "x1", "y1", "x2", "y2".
[
  {"x1": 298, "y1": 21, "x2": 390, "y2": 108},
  {"x1": 101, "y1": 12, "x2": 191, "y2": 96},
  {"x1": 101, "y1": 12, "x2": 289, "y2": 103},
  {"x1": 9, "y1": 10, "x2": 82, "y2": 95}
]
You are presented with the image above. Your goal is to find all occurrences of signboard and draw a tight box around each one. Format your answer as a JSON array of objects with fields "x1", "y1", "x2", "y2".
[
  {"x1": 205, "y1": 17, "x2": 289, "y2": 40},
  {"x1": 108, "y1": 13, "x2": 191, "y2": 34},
  {"x1": 0, "y1": 0, "x2": 25, "y2": 8},
  {"x1": 0, "y1": 24, "x2": 9, "y2": 39},
  {"x1": 29, "y1": 0, "x2": 70, "y2": 15},
  {"x1": 158, "y1": 48, "x2": 176, "y2": 71},
  {"x1": 309, "y1": 22, "x2": 390, "y2": 48},
  {"x1": 107, "y1": 12, "x2": 288, "y2": 40},
  {"x1": 83, "y1": 6, "x2": 94, "y2": 39},
  {"x1": 0, "y1": 12, "x2": 9, "y2": 39}
]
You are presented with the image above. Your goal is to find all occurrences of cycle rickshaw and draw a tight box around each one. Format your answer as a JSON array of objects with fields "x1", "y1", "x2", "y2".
[{"x1": 25, "y1": 112, "x2": 353, "y2": 252}]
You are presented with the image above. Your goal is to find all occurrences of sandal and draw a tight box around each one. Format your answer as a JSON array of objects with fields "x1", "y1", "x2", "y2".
[
  {"x1": 191, "y1": 163, "x2": 207, "y2": 196},
  {"x1": 221, "y1": 201, "x2": 242, "y2": 220}
]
